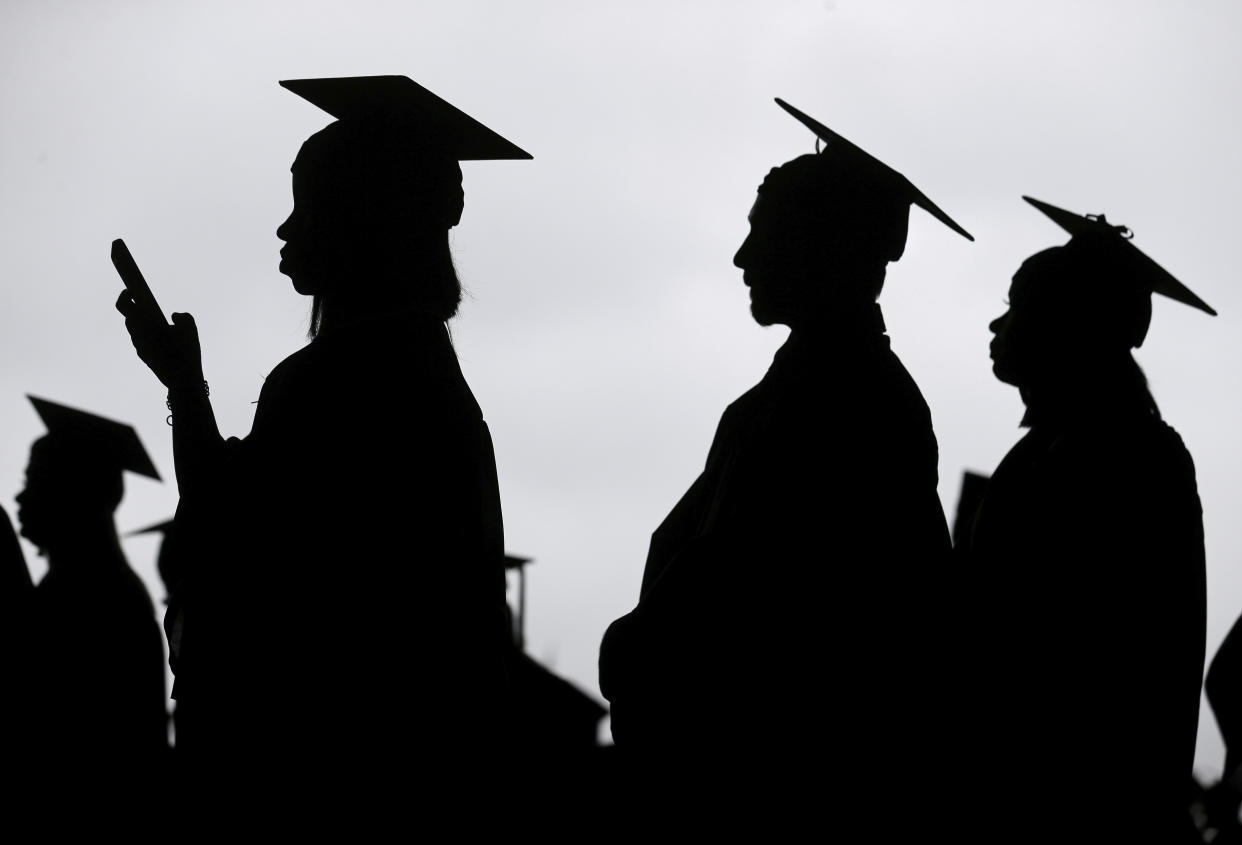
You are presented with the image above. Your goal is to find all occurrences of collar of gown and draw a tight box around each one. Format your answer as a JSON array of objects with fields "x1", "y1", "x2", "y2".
[
  {"x1": 774, "y1": 303, "x2": 889, "y2": 358},
  {"x1": 761, "y1": 304, "x2": 891, "y2": 394},
  {"x1": 312, "y1": 307, "x2": 448, "y2": 345}
]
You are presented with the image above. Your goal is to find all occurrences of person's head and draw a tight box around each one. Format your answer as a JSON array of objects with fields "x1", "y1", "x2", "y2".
[
  {"x1": 277, "y1": 118, "x2": 465, "y2": 331},
  {"x1": 16, "y1": 436, "x2": 123, "y2": 553},
  {"x1": 733, "y1": 153, "x2": 911, "y2": 328},
  {"x1": 734, "y1": 99, "x2": 972, "y2": 330},
  {"x1": 275, "y1": 76, "x2": 532, "y2": 337},
  {"x1": 991, "y1": 197, "x2": 1216, "y2": 409},
  {"x1": 988, "y1": 239, "x2": 1170, "y2": 427},
  {"x1": 16, "y1": 397, "x2": 160, "y2": 555}
]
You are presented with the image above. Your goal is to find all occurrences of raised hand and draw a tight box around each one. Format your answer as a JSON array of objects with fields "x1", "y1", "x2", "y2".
[{"x1": 115, "y1": 292, "x2": 204, "y2": 389}]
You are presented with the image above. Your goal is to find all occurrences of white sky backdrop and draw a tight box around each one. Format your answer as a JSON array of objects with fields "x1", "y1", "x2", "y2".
[{"x1": 2, "y1": 0, "x2": 1240, "y2": 778}]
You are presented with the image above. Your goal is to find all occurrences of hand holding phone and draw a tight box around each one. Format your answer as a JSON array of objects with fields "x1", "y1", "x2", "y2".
[
  {"x1": 113, "y1": 238, "x2": 202, "y2": 389},
  {"x1": 111, "y1": 238, "x2": 169, "y2": 327}
]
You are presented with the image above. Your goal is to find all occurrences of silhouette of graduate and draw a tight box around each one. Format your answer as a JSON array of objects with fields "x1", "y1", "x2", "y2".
[
  {"x1": 115, "y1": 76, "x2": 526, "y2": 794},
  {"x1": 128, "y1": 517, "x2": 190, "y2": 752},
  {"x1": 966, "y1": 197, "x2": 1211, "y2": 840},
  {"x1": 1204, "y1": 617, "x2": 1242, "y2": 842},
  {"x1": 11, "y1": 397, "x2": 167, "y2": 779},
  {"x1": 599, "y1": 99, "x2": 971, "y2": 811},
  {"x1": 1209, "y1": 616, "x2": 1242, "y2": 779},
  {"x1": 0, "y1": 502, "x2": 32, "y2": 766}
]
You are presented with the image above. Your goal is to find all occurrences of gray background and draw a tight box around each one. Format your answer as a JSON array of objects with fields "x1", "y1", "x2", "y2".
[{"x1": 3, "y1": 0, "x2": 1239, "y2": 777}]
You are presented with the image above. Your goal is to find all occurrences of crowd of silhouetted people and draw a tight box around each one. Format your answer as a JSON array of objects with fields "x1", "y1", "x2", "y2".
[{"x1": 5, "y1": 75, "x2": 1240, "y2": 837}]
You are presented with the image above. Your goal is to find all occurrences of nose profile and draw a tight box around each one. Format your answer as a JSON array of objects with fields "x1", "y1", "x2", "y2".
[
  {"x1": 989, "y1": 313, "x2": 1007, "y2": 334},
  {"x1": 733, "y1": 234, "x2": 750, "y2": 270},
  {"x1": 276, "y1": 215, "x2": 291, "y2": 242}
]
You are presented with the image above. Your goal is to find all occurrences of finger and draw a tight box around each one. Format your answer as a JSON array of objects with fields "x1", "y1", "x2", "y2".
[
  {"x1": 115, "y1": 290, "x2": 135, "y2": 315},
  {"x1": 123, "y1": 313, "x2": 148, "y2": 336},
  {"x1": 171, "y1": 312, "x2": 200, "y2": 340}
]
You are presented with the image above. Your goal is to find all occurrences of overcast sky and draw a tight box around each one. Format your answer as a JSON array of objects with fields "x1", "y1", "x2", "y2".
[{"x1": 3, "y1": 0, "x2": 1240, "y2": 777}]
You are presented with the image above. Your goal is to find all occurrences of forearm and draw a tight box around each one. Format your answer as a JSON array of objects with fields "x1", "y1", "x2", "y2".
[{"x1": 166, "y1": 375, "x2": 226, "y2": 497}]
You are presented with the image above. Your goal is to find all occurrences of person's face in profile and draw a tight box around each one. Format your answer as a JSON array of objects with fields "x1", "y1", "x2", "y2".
[
  {"x1": 990, "y1": 257, "x2": 1084, "y2": 389},
  {"x1": 15, "y1": 439, "x2": 121, "y2": 553},
  {"x1": 15, "y1": 440, "x2": 60, "y2": 551},
  {"x1": 276, "y1": 147, "x2": 452, "y2": 304},
  {"x1": 734, "y1": 195, "x2": 820, "y2": 328},
  {"x1": 989, "y1": 265, "x2": 1039, "y2": 387},
  {"x1": 276, "y1": 161, "x2": 327, "y2": 297}
]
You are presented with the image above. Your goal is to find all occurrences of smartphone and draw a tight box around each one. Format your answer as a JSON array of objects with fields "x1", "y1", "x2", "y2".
[{"x1": 111, "y1": 238, "x2": 169, "y2": 327}]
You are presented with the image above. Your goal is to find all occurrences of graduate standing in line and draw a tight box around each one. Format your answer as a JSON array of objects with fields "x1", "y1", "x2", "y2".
[
  {"x1": 115, "y1": 76, "x2": 527, "y2": 801},
  {"x1": 968, "y1": 197, "x2": 1211, "y2": 840},
  {"x1": 599, "y1": 99, "x2": 971, "y2": 821},
  {"x1": 12, "y1": 397, "x2": 168, "y2": 781},
  {"x1": 1203, "y1": 615, "x2": 1242, "y2": 842},
  {"x1": 0, "y1": 502, "x2": 32, "y2": 743}
]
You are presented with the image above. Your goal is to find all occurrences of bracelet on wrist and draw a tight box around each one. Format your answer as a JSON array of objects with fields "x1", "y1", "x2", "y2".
[{"x1": 166, "y1": 380, "x2": 210, "y2": 426}]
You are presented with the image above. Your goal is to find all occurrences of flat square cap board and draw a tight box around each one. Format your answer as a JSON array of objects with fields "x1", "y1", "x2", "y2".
[
  {"x1": 775, "y1": 98, "x2": 973, "y2": 242},
  {"x1": 280, "y1": 75, "x2": 532, "y2": 161},
  {"x1": 29, "y1": 396, "x2": 161, "y2": 481},
  {"x1": 1024, "y1": 195, "x2": 1216, "y2": 316},
  {"x1": 128, "y1": 518, "x2": 174, "y2": 537}
]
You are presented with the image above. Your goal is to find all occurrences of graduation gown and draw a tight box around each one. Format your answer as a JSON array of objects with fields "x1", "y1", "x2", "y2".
[
  {"x1": 22, "y1": 552, "x2": 167, "y2": 773},
  {"x1": 171, "y1": 310, "x2": 509, "y2": 778},
  {"x1": 600, "y1": 306, "x2": 951, "y2": 792},
  {"x1": 966, "y1": 395, "x2": 1206, "y2": 838},
  {"x1": 1207, "y1": 614, "x2": 1242, "y2": 778}
]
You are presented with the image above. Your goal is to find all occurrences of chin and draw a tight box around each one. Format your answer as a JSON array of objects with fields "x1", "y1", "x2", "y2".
[
  {"x1": 281, "y1": 260, "x2": 314, "y2": 294},
  {"x1": 290, "y1": 276, "x2": 317, "y2": 297},
  {"x1": 749, "y1": 298, "x2": 789, "y2": 328},
  {"x1": 17, "y1": 522, "x2": 45, "y2": 549},
  {"x1": 991, "y1": 360, "x2": 1020, "y2": 387}
]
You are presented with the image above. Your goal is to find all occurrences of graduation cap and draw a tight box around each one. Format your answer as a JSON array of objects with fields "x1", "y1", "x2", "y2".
[
  {"x1": 126, "y1": 518, "x2": 174, "y2": 537},
  {"x1": 1023, "y1": 196, "x2": 1216, "y2": 317},
  {"x1": 126, "y1": 517, "x2": 182, "y2": 593},
  {"x1": 280, "y1": 75, "x2": 531, "y2": 161},
  {"x1": 505, "y1": 554, "x2": 532, "y2": 651},
  {"x1": 28, "y1": 396, "x2": 160, "y2": 481},
  {"x1": 952, "y1": 471, "x2": 990, "y2": 552},
  {"x1": 773, "y1": 98, "x2": 974, "y2": 244},
  {"x1": 510, "y1": 652, "x2": 608, "y2": 752}
]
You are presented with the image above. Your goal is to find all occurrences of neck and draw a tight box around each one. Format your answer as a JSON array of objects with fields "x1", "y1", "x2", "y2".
[
  {"x1": 1018, "y1": 355, "x2": 1155, "y2": 427},
  {"x1": 317, "y1": 295, "x2": 400, "y2": 336},
  {"x1": 311, "y1": 244, "x2": 457, "y2": 339},
  {"x1": 314, "y1": 290, "x2": 447, "y2": 339},
  {"x1": 789, "y1": 301, "x2": 886, "y2": 343},
  {"x1": 45, "y1": 513, "x2": 124, "y2": 573}
]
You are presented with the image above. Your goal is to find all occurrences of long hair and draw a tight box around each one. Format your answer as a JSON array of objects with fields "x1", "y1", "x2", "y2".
[{"x1": 307, "y1": 232, "x2": 461, "y2": 339}]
